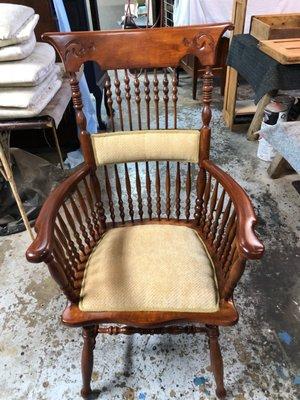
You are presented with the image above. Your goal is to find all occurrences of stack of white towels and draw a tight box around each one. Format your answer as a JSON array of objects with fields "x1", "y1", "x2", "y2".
[{"x1": 0, "y1": 3, "x2": 62, "y2": 119}]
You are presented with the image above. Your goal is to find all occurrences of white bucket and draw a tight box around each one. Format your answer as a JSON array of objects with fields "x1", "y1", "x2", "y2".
[{"x1": 257, "y1": 137, "x2": 277, "y2": 162}]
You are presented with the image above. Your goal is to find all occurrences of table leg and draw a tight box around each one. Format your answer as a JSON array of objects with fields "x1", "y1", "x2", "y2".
[
  {"x1": 0, "y1": 131, "x2": 34, "y2": 240},
  {"x1": 247, "y1": 91, "x2": 277, "y2": 141},
  {"x1": 222, "y1": 66, "x2": 238, "y2": 129},
  {"x1": 49, "y1": 119, "x2": 64, "y2": 169},
  {"x1": 267, "y1": 153, "x2": 291, "y2": 179}
]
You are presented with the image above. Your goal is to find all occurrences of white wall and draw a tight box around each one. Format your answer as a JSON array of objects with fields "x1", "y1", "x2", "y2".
[{"x1": 97, "y1": 0, "x2": 124, "y2": 30}]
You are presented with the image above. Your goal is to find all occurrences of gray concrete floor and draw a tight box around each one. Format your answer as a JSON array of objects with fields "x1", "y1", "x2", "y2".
[{"x1": 0, "y1": 74, "x2": 299, "y2": 400}]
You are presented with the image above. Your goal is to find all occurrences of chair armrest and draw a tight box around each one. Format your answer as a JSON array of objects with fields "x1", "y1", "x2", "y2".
[
  {"x1": 202, "y1": 159, "x2": 264, "y2": 260},
  {"x1": 26, "y1": 164, "x2": 92, "y2": 264}
]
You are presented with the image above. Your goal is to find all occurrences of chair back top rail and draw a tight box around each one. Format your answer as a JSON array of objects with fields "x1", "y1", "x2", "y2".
[{"x1": 42, "y1": 24, "x2": 233, "y2": 72}]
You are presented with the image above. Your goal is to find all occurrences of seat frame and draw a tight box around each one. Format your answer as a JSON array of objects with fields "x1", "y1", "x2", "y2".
[{"x1": 26, "y1": 24, "x2": 264, "y2": 399}]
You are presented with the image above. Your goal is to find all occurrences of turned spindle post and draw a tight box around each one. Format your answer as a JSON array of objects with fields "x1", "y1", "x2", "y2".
[{"x1": 69, "y1": 72, "x2": 96, "y2": 168}]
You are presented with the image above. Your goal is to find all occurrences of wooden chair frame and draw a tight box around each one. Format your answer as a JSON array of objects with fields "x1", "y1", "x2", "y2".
[{"x1": 26, "y1": 24, "x2": 264, "y2": 399}]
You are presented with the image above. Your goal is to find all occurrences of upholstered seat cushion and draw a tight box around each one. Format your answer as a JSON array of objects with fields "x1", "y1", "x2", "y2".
[{"x1": 79, "y1": 225, "x2": 219, "y2": 313}]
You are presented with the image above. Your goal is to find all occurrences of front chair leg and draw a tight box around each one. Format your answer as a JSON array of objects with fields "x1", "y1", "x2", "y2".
[
  {"x1": 206, "y1": 325, "x2": 226, "y2": 399},
  {"x1": 81, "y1": 325, "x2": 98, "y2": 399}
]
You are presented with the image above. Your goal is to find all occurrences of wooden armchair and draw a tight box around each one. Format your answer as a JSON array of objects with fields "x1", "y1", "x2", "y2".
[{"x1": 26, "y1": 24, "x2": 264, "y2": 399}]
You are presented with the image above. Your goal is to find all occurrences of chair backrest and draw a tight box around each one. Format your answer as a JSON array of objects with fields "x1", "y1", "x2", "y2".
[
  {"x1": 43, "y1": 24, "x2": 232, "y2": 167},
  {"x1": 43, "y1": 25, "x2": 232, "y2": 224}
]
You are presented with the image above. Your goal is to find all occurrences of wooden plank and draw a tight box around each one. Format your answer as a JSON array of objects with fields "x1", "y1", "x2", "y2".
[
  {"x1": 247, "y1": 93, "x2": 271, "y2": 140},
  {"x1": 235, "y1": 99, "x2": 256, "y2": 115},
  {"x1": 251, "y1": 13, "x2": 300, "y2": 40},
  {"x1": 259, "y1": 38, "x2": 300, "y2": 64},
  {"x1": 267, "y1": 153, "x2": 291, "y2": 178},
  {"x1": 223, "y1": 0, "x2": 248, "y2": 129}
]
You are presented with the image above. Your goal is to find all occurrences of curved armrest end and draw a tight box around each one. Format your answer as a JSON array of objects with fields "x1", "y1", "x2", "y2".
[
  {"x1": 25, "y1": 164, "x2": 91, "y2": 264},
  {"x1": 26, "y1": 237, "x2": 52, "y2": 264},
  {"x1": 238, "y1": 218, "x2": 265, "y2": 260},
  {"x1": 202, "y1": 160, "x2": 264, "y2": 260}
]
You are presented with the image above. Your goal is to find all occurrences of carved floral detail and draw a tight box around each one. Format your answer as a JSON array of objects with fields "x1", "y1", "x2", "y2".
[
  {"x1": 182, "y1": 33, "x2": 215, "y2": 53},
  {"x1": 64, "y1": 40, "x2": 95, "y2": 63}
]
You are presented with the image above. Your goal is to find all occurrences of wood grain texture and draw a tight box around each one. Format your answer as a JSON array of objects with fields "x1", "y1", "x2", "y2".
[{"x1": 43, "y1": 24, "x2": 233, "y2": 72}]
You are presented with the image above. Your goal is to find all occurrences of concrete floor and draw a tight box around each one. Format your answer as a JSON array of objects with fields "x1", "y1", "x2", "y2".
[{"x1": 0, "y1": 74, "x2": 299, "y2": 400}]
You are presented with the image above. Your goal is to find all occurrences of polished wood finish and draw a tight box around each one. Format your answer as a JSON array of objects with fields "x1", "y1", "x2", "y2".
[
  {"x1": 207, "y1": 325, "x2": 226, "y2": 399},
  {"x1": 26, "y1": 25, "x2": 263, "y2": 399},
  {"x1": 81, "y1": 325, "x2": 98, "y2": 398},
  {"x1": 43, "y1": 24, "x2": 232, "y2": 71}
]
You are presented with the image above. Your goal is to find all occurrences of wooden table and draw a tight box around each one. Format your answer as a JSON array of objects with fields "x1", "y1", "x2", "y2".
[{"x1": 225, "y1": 34, "x2": 300, "y2": 140}]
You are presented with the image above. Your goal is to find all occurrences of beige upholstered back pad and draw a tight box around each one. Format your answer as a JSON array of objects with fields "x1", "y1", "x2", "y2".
[{"x1": 91, "y1": 129, "x2": 200, "y2": 165}]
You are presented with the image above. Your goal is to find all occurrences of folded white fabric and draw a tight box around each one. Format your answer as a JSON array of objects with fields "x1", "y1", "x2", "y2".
[
  {"x1": 0, "y1": 13, "x2": 39, "y2": 48},
  {"x1": 0, "y1": 77, "x2": 62, "y2": 119},
  {"x1": 0, "y1": 64, "x2": 60, "y2": 108},
  {"x1": 0, "y1": 3, "x2": 34, "y2": 39},
  {"x1": 0, "y1": 34, "x2": 36, "y2": 61},
  {"x1": 0, "y1": 42, "x2": 56, "y2": 87}
]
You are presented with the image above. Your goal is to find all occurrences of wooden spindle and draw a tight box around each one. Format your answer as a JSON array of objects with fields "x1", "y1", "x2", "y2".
[
  {"x1": 124, "y1": 163, "x2": 134, "y2": 222},
  {"x1": 225, "y1": 243, "x2": 239, "y2": 271},
  {"x1": 144, "y1": 69, "x2": 151, "y2": 129},
  {"x1": 135, "y1": 163, "x2": 143, "y2": 221},
  {"x1": 204, "y1": 180, "x2": 219, "y2": 239},
  {"x1": 124, "y1": 69, "x2": 133, "y2": 131},
  {"x1": 53, "y1": 238, "x2": 81, "y2": 289},
  {"x1": 199, "y1": 173, "x2": 212, "y2": 228},
  {"x1": 175, "y1": 162, "x2": 181, "y2": 220},
  {"x1": 114, "y1": 70, "x2": 124, "y2": 131},
  {"x1": 219, "y1": 212, "x2": 237, "y2": 261},
  {"x1": 223, "y1": 236, "x2": 237, "y2": 279},
  {"x1": 185, "y1": 163, "x2": 191, "y2": 221},
  {"x1": 69, "y1": 72, "x2": 95, "y2": 167},
  {"x1": 172, "y1": 70, "x2": 178, "y2": 129},
  {"x1": 76, "y1": 187, "x2": 96, "y2": 243},
  {"x1": 89, "y1": 173, "x2": 106, "y2": 232},
  {"x1": 47, "y1": 252, "x2": 78, "y2": 302},
  {"x1": 62, "y1": 203, "x2": 87, "y2": 256},
  {"x1": 153, "y1": 69, "x2": 159, "y2": 129},
  {"x1": 209, "y1": 188, "x2": 225, "y2": 245},
  {"x1": 155, "y1": 161, "x2": 161, "y2": 220},
  {"x1": 134, "y1": 71, "x2": 142, "y2": 130},
  {"x1": 54, "y1": 226, "x2": 83, "y2": 283},
  {"x1": 214, "y1": 199, "x2": 232, "y2": 251},
  {"x1": 194, "y1": 168, "x2": 206, "y2": 225},
  {"x1": 105, "y1": 76, "x2": 115, "y2": 132},
  {"x1": 163, "y1": 69, "x2": 169, "y2": 129},
  {"x1": 201, "y1": 66, "x2": 214, "y2": 128},
  {"x1": 104, "y1": 166, "x2": 115, "y2": 225},
  {"x1": 222, "y1": 257, "x2": 246, "y2": 300},
  {"x1": 69, "y1": 194, "x2": 91, "y2": 251},
  {"x1": 114, "y1": 164, "x2": 125, "y2": 223},
  {"x1": 83, "y1": 177, "x2": 100, "y2": 239},
  {"x1": 54, "y1": 222, "x2": 77, "y2": 275},
  {"x1": 165, "y1": 161, "x2": 171, "y2": 220},
  {"x1": 146, "y1": 162, "x2": 152, "y2": 220},
  {"x1": 57, "y1": 212, "x2": 80, "y2": 264}
]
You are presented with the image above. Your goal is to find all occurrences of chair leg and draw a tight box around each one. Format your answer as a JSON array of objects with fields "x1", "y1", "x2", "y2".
[
  {"x1": 206, "y1": 325, "x2": 226, "y2": 399},
  {"x1": 81, "y1": 325, "x2": 98, "y2": 399}
]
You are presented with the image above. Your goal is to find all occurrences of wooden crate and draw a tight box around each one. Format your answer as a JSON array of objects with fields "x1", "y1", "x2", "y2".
[
  {"x1": 251, "y1": 13, "x2": 300, "y2": 40},
  {"x1": 259, "y1": 38, "x2": 300, "y2": 64}
]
